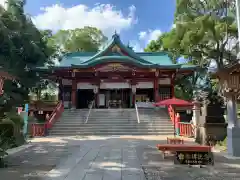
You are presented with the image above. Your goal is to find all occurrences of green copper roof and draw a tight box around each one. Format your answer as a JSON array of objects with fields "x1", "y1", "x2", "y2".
[{"x1": 44, "y1": 33, "x2": 198, "y2": 70}]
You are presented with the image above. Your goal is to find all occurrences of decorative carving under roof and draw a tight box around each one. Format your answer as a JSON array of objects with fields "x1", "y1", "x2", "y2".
[{"x1": 214, "y1": 62, "x2": 240, "y2": 95}]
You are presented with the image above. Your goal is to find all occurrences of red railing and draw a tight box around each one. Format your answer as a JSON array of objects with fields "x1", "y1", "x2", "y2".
[
  {"x1": 31, "y1": 101, "x2": 64, "y2": 137},
  {"x1": 179, "y1": 122, "x2": 194, "y2": 137},
  {"x1": 168, "y1": 105, "x2": 175, "y2": 124},
  {"x1": 31, "y1": 123, "x2": 45, "y2": 137},
  {"x1": 167, "y1": 105, "x2": 194, "y2": 137},
  {"x1": 46, "y1": 101, "x2": 64, "y2": 129}
]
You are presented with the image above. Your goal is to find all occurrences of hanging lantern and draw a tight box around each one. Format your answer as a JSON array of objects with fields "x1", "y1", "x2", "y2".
[
  {"x1": 72, "y1": 71, "x2": 75, "y2": 77},
  {"x1": 132, "y1": 85, "x2": 136, "y2": 94},
  {"x1": 186, "y1": 109, "x2": 192, "y2": 114},
  {"x1": 93, "y1": 86, "x2": 99, "y2": 94}
]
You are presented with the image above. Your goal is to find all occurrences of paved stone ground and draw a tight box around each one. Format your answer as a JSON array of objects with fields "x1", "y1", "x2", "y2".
[{"x1": 0, "y1": 136, "x2": 240, "y2": 180}]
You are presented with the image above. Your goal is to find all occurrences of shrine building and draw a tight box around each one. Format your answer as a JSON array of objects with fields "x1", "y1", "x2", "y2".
[{"x1": 38, "y1": 33, "x2": 198, "y2": 109}]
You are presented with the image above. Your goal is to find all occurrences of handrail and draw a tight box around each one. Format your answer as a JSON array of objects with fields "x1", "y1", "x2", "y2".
[
  {"x1": 135, "y1": 103, "x2": 140, "y2": 123},
  {"x1": 168, "y1": 105, "x2": 176, "y2": 124},
  {"x1": 46, "y1": 100, "x2": 64, "y2": 129},
  {"x1": 85, "y1": 101, "x2": 94, "y2": 124}
]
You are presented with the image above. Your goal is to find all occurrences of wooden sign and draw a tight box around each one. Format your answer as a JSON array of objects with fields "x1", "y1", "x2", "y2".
[{"x1": 174, "y1": 151, "x2": 214, "y2": 165}]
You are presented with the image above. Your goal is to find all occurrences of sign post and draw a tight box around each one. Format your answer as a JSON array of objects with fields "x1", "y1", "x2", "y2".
[{"x1": 23, "y1": 104, "x2": 29, "y2": 137}]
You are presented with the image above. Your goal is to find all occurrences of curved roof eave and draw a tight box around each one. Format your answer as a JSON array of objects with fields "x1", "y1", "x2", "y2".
[
  {"x1": 70, "y1": 56, "x2": 182, "y2": 69},
  {"x1": 179, "y1": 65, "x2": 200, "y2": 71},
  {"x1": 82, "y1": 34, "x2": 151, "y2": 65}
]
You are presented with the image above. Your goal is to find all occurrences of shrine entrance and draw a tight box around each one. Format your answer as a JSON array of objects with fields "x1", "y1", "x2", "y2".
[
  {"x1": 98, "y1": 89, "x2": 131, "y2": 108},
  {"x1": 77, "y1": 89, "x2": 94, "y2": 109}
]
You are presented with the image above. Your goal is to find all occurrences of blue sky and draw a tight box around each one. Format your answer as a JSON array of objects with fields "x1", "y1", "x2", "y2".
[{"x1": 8, "y1": 0, "x2": 174, "y2": 51}]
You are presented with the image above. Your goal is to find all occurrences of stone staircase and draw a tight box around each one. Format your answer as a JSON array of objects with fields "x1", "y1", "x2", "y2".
[
  {"x1": 49, "y1": 109, "x2": 89, "y2": 136},
  {"x1": 137, "y1": 108, "x2": 174, "y2": 135},
  {"x1": 49, "y1": 108, "x2": 174, "y2": 136}
]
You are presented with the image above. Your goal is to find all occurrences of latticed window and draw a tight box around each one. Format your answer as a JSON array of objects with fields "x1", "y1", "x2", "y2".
[
  {"x1": 228, "y1": 75, "x2": 240, "y2": 89},
  {"x1": 159, "y1": 87, "x2": 171, "y2": 100}
]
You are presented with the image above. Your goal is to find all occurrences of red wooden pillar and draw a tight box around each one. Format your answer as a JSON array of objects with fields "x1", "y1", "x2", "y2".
[
  {"x1": 71, "y1": 79, "x2": 77, "y2": 109},
  {"x1": 154, "y1": 71, "x2": 159, "y2": 102},
  {"x1": 132, "y1": 84, "x2": 136, "y2": 108},
  {"x1": 171, "y1": 75, "x2": 175, "y2": 98},
  {"x1": 154, "y1": 78, "x2": 159, "y2": 102}
]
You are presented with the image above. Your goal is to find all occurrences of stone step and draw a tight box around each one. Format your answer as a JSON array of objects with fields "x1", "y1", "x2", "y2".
[
  {"x1": 48, "y1": 108, "x2": 174, "y2": 137},
  {"x1": 55, "y1": 121, "x2": 173, "y2": 124},
  {"x1": 51, "y1": 126, "x2": 174, "y2": 131},
  {"x1": 49, "y1": 132, "x2": 173, "y2": 136},
  {"x1": 53, "y1": 124, "x2": 173, "y2": 127},
  {"x1": 50, "y1": 129, "x2": 173, "y2": 133}
]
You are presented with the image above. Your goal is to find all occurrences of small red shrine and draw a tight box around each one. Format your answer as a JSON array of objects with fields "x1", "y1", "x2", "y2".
[
  {"x1": 38, "y1": 33, "x2": 198, "y2": 109},
  {"x1": 0, "y1": 70, "x2": 15, "y2": 95}
]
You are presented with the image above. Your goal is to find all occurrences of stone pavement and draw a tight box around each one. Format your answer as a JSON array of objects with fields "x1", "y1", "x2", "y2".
[{"x1": 0, "y1": 135, "x2": 240, "y2": 180}]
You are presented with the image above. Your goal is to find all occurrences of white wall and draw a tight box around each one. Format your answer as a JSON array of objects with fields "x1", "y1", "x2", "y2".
[
  {"x1": 77, "y1": 83, "x2": 96, "y2": 89},
  {"x1": 100, "y1": 82, "x2": 130, "y2": 89},
  {"x1": 159, "y1": 78, "x2": 171, "y2": 85},
  {"x1": 136, "y1": 82, "x2": 154, "y2": 89},
  {"x1": 62, "y1": 79, "x2": 72, "y2": 86}
]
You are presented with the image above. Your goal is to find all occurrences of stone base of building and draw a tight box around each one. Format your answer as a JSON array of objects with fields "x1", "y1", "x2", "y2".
[{"x1": 227, "y1": 127, "x2": 240, "y2": 157}]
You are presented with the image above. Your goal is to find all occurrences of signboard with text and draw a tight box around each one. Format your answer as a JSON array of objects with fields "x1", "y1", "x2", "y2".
[{"x1": 174, "y1": 151, "x2": 214, "y2": 165}]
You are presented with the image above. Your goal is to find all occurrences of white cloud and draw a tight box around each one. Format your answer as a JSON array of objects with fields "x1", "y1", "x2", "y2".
[
  {"x1": 32, "y1": 3, "x2": 137, "y2": 36},
  {"x1": 171, "y1": 24, "x2": 176, "y2": 29},
  {"x1": 132, "y1": 29, "x2": 162, "y2": 52},
  {"x1": 131, "y1": 41, "x2": 143, "y2": 52},
  {"x1": 138, "y1": 29, "x2": 162, "y2": 43},
  {"x1": 138, "y1": 31, "x2": 147, "y2": 40},
  {"x1": 0, "y1": 0, "x2": 7, "y2": 9}
]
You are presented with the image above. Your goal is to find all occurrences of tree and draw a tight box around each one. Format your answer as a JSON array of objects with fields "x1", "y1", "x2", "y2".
[
  {"x1": 47, "y1": 27, "x2": 107, "y2": 54},
  {"x1": 144, "y1": 32, "x2": 181, "y2": 63},
  {"x1": 145, "y1": 0, "x2": 237, "y2": 100},
  {"x1": 167, "y1": 0, "x2": 237, "y2": 68},
  {"x1": 0, "y1": 0, "x2": 55, "y2": 118}
]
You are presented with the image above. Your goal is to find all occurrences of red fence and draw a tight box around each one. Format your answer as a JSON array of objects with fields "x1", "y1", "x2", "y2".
[
  {"x1": 31, "y1": 123, "x2": 45, "y2": 137},
  {"x1": 167, "y1": 105, "x2": 194, "y2": 137},
  {"x1": 31, "y1": 101, "x2": 64, "y2": 137},
  {"x1": 179, "y1": 122, "x2": 194, "y2": 137}
]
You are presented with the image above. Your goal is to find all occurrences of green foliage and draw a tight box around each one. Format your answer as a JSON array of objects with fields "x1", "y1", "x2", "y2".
[
  {"x1": 171, "y1": 0, "x2": 237, "y2": 68},
  {"x1": 45, "y1": 26, "x2": 107, "y2": 54},
  {"x1": 145, "y1": 0, "x2": 237, "y2": 100},
  {"x1": 144, "y1": 32, "x2": 180, "y2": 63},
  {"x1": 0, "y1": 0, "x2": 55, "y2": 117}
]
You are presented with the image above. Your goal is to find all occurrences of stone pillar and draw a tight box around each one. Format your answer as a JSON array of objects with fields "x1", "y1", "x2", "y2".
[
  {"x1": 226, "y1": 94, "x2": 240, "y2": 157},
  {"x1": 71, "y1": 79, "x2": 77, "y2": 109},
  {"x1": 192, "y1": 100, "x2": 201, "y2": 139}
]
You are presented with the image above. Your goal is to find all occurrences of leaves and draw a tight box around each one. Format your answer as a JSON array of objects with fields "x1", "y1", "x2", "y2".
[
  {"x1": 46, "y1": 27, "x2": 107, "y2": 54},
  {"x1": 0, "y1": 1, "x2": 55, "y2": 116},
  {"x1": 145, "y1": 0, "x2": 234, "y2": 100}
]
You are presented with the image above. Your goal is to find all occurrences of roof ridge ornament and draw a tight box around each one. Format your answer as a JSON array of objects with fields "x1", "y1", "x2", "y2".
[{"x1": 112, "y1": 30, "x2": 119, "y2": 39}]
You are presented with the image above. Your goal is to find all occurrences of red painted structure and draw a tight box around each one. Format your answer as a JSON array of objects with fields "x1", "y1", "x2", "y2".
[
  {"x1": 167, "y1": 105, "x2": 194, "y2": 137},
  {"x1": 38, "y1": 34, "x2": 198, "y2": 109},
  {"x1": 30, "y1": 101, "x2": 64, "y2": 137}
]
